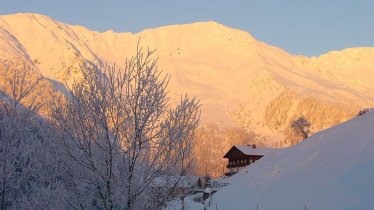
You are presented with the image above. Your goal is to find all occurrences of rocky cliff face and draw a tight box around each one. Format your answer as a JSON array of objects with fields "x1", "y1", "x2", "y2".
[{"x1": 1, "y1": 13, "x2": 373, "y2": 176}]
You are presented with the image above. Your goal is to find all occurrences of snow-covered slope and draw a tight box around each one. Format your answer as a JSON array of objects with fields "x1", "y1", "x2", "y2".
[
  {"x1": 0, "y1": 13, "x2": 373, "y2": 148},
  {"x1": 213, "y1": 110, "x2": 374, "y2": 210}
]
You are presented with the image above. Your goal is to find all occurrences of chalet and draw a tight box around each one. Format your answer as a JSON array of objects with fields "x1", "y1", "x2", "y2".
[{"x1": 223, "y1": 144, "x2": 275, "y2": 176}]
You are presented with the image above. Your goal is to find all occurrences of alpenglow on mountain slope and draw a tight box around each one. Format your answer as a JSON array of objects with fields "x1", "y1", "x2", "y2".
[
  {"x1": 0, "y1": 13, "x2": 373, "y2": 149},
  {"x1": 212, "y1": 110, "x2": 374, "y2": 210}
]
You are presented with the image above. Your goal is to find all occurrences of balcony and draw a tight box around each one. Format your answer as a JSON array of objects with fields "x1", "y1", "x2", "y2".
[{"x1": 227, "y1": 159, "x2": 254, "y2": 169}]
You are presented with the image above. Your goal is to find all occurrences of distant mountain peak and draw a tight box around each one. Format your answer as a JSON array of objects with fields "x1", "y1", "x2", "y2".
[
  {"x1": 0, "y1": 12, "x2": 373, "y2": 150},
  {"x1": 1, "y1": 13, "x2": 256, "y2": 40}
]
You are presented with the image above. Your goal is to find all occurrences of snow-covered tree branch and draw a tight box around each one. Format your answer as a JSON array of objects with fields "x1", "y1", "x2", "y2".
[
  {"x1": 49, "y1": 45, "x2": 200, "y2": 209},
  {"x1": 0, "y1": 62, "x2": 65, "y2": 209}
]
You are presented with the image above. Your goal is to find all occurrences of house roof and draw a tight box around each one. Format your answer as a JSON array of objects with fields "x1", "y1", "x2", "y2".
[{"x1": 223, "y1": 145, "x2": 277, "y2": 158}]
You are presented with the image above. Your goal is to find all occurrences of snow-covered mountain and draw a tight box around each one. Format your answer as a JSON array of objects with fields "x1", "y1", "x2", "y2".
[
  {"x1": 0, "y1": 13, "x2": 373, "y2": 148},
  {"x1": 212, "y1": 109, "x2": 374, "y2": 210}
]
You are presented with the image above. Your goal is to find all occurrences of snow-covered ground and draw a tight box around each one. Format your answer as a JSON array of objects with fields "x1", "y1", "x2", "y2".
[
  {"x1": 210, "y1": 109, "x2": 374, "y2": 210},
  {"x1": 164, "y1": 192, "x2": 204, "y2": 210}
]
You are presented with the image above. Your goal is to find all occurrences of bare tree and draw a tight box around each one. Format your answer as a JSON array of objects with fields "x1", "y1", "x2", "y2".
[
  {"x1": 49, "y1": 46, "x2": 200, "y2": 209},
  {"x1": 0, "y1": 62, "x2": 65, "y2": 209},
  {"x1": 291, "y1": 116, "x2": 311, "y2": 140}
]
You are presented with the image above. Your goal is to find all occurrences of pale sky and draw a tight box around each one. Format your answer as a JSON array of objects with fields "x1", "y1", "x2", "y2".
[{"x1": 0, "y1": 0, "x2": 373, "y2": 56}]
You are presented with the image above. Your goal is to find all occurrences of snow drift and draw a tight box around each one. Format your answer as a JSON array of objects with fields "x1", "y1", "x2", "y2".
[{"x1": 213, "y1": 110, "x2": 374, "y2": 210}]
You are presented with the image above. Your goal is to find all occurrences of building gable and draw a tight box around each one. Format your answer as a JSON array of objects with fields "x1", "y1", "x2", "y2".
[{"x1": 223, "y1": 146, "x2": 247, "y2": 159}]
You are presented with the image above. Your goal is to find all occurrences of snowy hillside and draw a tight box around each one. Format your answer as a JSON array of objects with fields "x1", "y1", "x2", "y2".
[
  {"x1": 1, "y1": 13, "x2": 373, "y2": 148},
  {"x1": 212, "y1": 110, "x2": 374, "y2": 210},
  {"x1": 0, "y1": 13, "x2": 374, "y2": 178}
]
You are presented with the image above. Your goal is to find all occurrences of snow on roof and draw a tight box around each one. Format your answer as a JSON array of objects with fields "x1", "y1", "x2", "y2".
[
  {"x1": 204, "y1": 188, "x2": 211, "y2": 193},
  {"x1": 234, "y1": 145, "x2": 276, "y2": 156}
]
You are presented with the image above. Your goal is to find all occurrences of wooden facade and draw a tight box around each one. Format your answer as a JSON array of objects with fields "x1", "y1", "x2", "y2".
[{"x1": 223, "y1": 145, "x2": 273, "y2": 176}]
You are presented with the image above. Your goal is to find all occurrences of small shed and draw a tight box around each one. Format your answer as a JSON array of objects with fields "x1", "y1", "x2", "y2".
[{"x1": 197, "y1": 176, "x2": 211, "y2": 189}]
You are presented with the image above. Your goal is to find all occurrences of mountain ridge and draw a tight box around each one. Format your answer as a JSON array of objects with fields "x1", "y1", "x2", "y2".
[
  {"x1": 1, "y1": 13, "x2": 371, "y2": 56},
  {"x1": 0, "y1": 13, "x2": 373, "y2": 150}
]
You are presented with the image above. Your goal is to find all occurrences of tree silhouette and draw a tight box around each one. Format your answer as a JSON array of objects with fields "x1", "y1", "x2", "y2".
[{"x1": 291, "y1": 116, "x2": 311, "y2": 139}]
